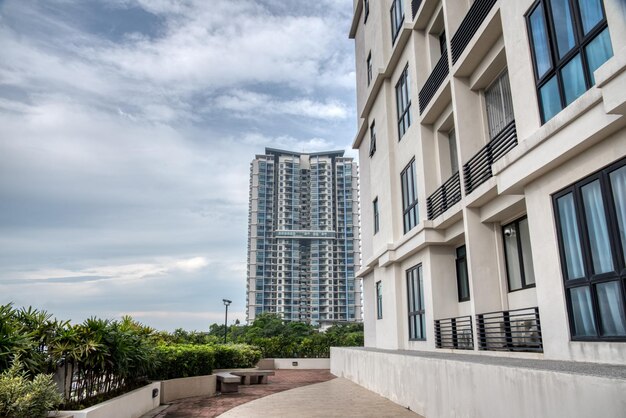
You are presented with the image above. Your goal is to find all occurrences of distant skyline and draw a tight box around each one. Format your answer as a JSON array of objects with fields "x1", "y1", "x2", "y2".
[{"x1": 0, "y1": 0, "x2": 357, "y2": 330}]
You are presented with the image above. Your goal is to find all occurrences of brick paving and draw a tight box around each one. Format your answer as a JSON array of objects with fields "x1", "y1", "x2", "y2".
[{"x1": 153, "y1": 369, "x2": 335, "y2": 418}]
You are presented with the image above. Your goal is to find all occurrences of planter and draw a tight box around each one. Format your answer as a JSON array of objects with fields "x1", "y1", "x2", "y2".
[
  {"x1": 59, "y1": 382, "x2": 160, "y2": 418},
  {"x1": 160, "y1": 375, "x2": 216, "y2": 403}
]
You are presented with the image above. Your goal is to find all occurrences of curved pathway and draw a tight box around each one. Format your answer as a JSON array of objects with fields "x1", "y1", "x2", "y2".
[{"x1": 218, "y1": 377, "x2": 422, "y2": 418}]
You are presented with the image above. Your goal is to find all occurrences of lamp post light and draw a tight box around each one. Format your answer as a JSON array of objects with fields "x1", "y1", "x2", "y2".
[{"x1": 222, "y1": 299, "x2": 232, "y2": 343}]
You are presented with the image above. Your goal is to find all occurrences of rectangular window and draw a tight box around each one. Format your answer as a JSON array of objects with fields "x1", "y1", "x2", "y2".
[
  {"x1": 401, "y1": 158, "x2": 419, "y2": 233},
  {"x1": 369, "y1": 120, "x2": 376, "y2": 157},
  {"x1": 526, "y1": 0, "x2": 612, "y2": 123},
  {"x1": 407, "y1": 264, "x2": 425, "y2": 340},
  {"x1": 376, "y1": 281, "x2": 383, "y2": 319},
  {"x1": 373, "y1": 197, "x2": 379, "y2": 234},
  {"x1": 364, "y1": 0, "x2": 370, "y2": 23},
  {"x1": 448, "y1": 129, "x2": 458, "y2": 173},
  {"x1": 456, "y1": 245, "x2": 470, "y2": 302},
  {"x1": 396, "y1": 65, "x2": 412, "y2": 140},
  {"x1": 485, "y1": 70, "x2": 514, "y2": 139},
  {"x1": 439, "y1": 30, "x2": 447, "y2": 55},
  {"x1": 553, "y1": 158, "x2": 626, "y2": 340},
  {"x1": 367, "y1": 52, "x2": 373, "y2": 86},
  {"x1": 503, "y1": 216, "x2": 536, "y2": 292},
  {"x1": 390, "y1": 0, "x2": 404, "y2": 44}
]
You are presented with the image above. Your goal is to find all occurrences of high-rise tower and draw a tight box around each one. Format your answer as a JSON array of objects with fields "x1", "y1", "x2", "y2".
[{"x1": 246, "y1": 148, "x2": 361, "y2": 326}]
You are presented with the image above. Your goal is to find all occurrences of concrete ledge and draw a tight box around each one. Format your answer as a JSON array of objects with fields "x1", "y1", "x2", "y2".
[
  {"x1": 61, "y1": 382, "x2": 161, "y2": 418},
  {"x1": 332, "y1": 347, "x2": 626, "y2": 418},
  {"x1": 160, "y1": 375, "x2": 216, "y2": 404},
  {"x1": 274, "y1": 358, "x2": 330, "y2": 369}
]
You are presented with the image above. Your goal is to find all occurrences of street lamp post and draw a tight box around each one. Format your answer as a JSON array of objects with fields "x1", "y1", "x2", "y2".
[{"x1": 222, "y1": 299, "x2": 232, "y2": 343}]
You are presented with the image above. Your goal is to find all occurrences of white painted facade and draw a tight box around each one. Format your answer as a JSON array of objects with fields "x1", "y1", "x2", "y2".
[{"x1": 347, "y1": 0, "x2": 626, "y2": 373}]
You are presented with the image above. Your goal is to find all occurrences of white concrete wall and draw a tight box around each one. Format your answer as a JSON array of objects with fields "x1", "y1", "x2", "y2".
[
  {"x1": 274, "y1": 358, "x2": 330, "y2": 369},
  {"x1": 160, "y1": 375, "x2": 216, "y2": 404},
  {"x1": 332, "y1": 347, "x2": 626, "y2": 418},
  {"x1": 62, "y1": 382, "x2": 160, "y2": 418}
]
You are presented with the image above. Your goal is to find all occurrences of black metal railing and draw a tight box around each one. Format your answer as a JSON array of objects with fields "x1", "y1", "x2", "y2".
[
  {"x1": 463, "y1": 120, "x2": 517, "y2": 195},
  {"x1": 427, "y1": 171, "x2": 461, "y2": 220},
  {"x1": 435, "y1": 315, "x2": 474, "y2": 350},
  {"x1": 411, "y1": 0, "x2": 423, "y2": 19},
  {"x1": 418, "y1": 52, "x2": 449, "y2": 113},
  {"x1": 450, "y1": 0, "x2": 498, "y2": 64},
  {"x1": 476, "y1": 307, "x2": 543, "y2": 352}
]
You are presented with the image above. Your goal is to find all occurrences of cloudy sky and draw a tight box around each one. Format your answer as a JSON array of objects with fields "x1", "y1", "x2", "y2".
[{"x1": 0, "y1": 0, "x2": 357, "y2": 331}]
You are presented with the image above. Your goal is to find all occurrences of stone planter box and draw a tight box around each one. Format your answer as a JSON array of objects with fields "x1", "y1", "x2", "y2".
[
  {"x1": 60, "y1": 382, "x2": 160, "y2": 418},
  {"x1": 160, "y1": 375, "x2": 216, "y2": 403}
]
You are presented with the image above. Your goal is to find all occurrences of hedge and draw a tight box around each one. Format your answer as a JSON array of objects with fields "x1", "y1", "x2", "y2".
[{"x1": 150, "y1": 343, "x2": 262, "y2": 380}]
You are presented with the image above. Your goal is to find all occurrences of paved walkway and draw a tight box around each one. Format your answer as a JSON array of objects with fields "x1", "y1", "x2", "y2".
[
  {"x1": 152, "y1": 370, "x2": 335, "y2": 418},
  {"x1": 219, "y1": 377, "x2": 422, "y2": 418}
]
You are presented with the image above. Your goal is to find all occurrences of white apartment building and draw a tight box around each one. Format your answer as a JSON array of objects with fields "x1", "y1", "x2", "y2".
[
  {"x1": 246, "y1": 148, "x2": 361, "y2": 326},
  {"x1": 331, "y1": 0, "x2": 626, "y2": 416}
]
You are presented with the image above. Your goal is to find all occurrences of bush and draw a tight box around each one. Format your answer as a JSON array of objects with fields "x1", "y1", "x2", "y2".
[
  {"x1": 0, "y1": 359, "x2": 62, "y2": 418},
  {"x1": 213, "y1": 344, "x2": 262, "y2": 369},
  {"x1": 150, "y1": 344, "x2": 215, "y2": 380}
]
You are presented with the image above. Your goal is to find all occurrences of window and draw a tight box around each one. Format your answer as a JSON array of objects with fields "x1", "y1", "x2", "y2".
[
  {"x1": 448, "y1": 129, "x2": 458, "y2": 173},
  {"x1": 401, "y1": 159, "x2": 419, "y2": 233},
  {"x1": 485, "y1": 70, "x2": 515, "y2": 139},
  {"x1": 369, "y1": 121, "x2": 376, "y2": 157},
  {"x1": 407, "y1": 264, "x2": 425, "y2": 340},
  {"x1": 364, "y1": 0, "x2": 370, "y2": 23},
  {"x1": 367, "y1": 52, "x2": 373, "y2": 86},
  {"x1": 396, "y1": 65, "x2": 411, "y2": 140},
  {"x1": 526, "y1": 0, "x2": 613, "y2": 123},
  {"x1": 373, "y1": 197, "x2": 379, "y2": 234},
  {"x1": 376, "y1": 281, "x2": 383, "y2": 319},
  {"x1": 390, "y1": 0, "x2": 404, "y2": 43},
  {"x1": 456, "y1": 245, "x2": 470, "y2": 302},
  {"x1": 439, "y1": 30, "x2": 447, "y2": 55},
  {"x1": 553, "y1": 158, "x2": 626, "y2": 340},
  {"x1": 503, "y1": 217, "x2": 536, "y2": 291}
]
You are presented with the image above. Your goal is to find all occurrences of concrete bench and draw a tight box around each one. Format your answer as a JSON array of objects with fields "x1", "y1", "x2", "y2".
[
  {"x1": 215, "y1": 372, "x2": 241, "y2": 393},
  {"x1": 231, "y1": 369, "x2": 275, "y2": 385}
]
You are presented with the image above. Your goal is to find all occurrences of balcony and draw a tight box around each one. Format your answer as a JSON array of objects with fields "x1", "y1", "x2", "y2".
[
  {"x1": 476, "y1": 307, "x2": 543, "y2": 352},
  {"x1": 426, "y1": 171, "x2": 461, "y2": 220},
  {"x1": 418, "y1": 52, "x2": 449, "y2": 114},
  {"x1": 411, "y1": 0, "x2": 422, "y2": 19},
  {"x1": 435, "y1": 315, "x2": 474, "y2": 350},
  {"x1": 463, "y1": 120, "x2": 517, "y2": 195},
  {"x1": 450, "y1": 0, "x2": 498, "y2": 65}
]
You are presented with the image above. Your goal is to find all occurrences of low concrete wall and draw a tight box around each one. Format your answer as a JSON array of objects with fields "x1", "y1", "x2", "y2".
[
  {"x1": 274, "y1": 358, "x2": 330, "y2": 369},
  {"x1": 331, "y1": 347, "x2": 626, "y2": 418},
  {"x1": 160, "y1": 375, "x2": 216, "y2": 403},
  {"x1": 62, "y1": 382, "x2": 160, "y2": 418}
]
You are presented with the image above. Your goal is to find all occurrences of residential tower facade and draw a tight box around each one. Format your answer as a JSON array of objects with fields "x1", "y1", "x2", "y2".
[
  {"x1": 246, "y1": 148, "x2": 361, "y2": 326},
  {"x1": 332, "y1": 0, "x2": 626, "y2": 416}
]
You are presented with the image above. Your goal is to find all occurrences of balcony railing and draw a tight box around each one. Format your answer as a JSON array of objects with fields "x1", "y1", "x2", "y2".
[
  {"x1": 462, "y1": 120, "x2": 517, "y2": 195},
  {"x1": 435, "y1": 315, "x2": 474, "y2": 350},
  {"x1": 411, "y1": 0, "x2": 422, "y2": 19},
  {"x1": 450, "y1": 0, "x2": 498, "y2": 64},
  {"x1": 476, "y1": 307, "x2": 543, "y2": 352},
  {"x1": 426, "y1": 171, "x2": 461, "y2": 220},
  {"x1": 418, "y1": 52, "x2": 449, "y2": 113}
]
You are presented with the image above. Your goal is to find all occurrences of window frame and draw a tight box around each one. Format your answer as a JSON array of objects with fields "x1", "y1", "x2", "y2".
[
  {"x1": 364, "y1": 0, "x2": 370, "y2": 24},
  {"x1": 407, "y1": 264, "x2": 426, "y2": 341},
  {"x1": 390, "y1": 0, "x2": 405, "y2": 44},
  {"x1": 395, "y1": 65, "x2": 412, "y2": 140},
  {"x1": 367, "y1": 51, "x2": 373, "y2": 86},
  {"x1": 376, "y1": 280, "x2": 383, "y2": 319},
  {"x1": 456, "y1": 245, "x2": 470, "y2": 302},
  {"x1": 373, "y1": 197, "x2": 379, "y2": 234},
  {"x1": 502, "y1": 216, "x2": 537, "y2": 292},
  {"x1": 400, "y1": 158, "x2": 419, "y2": 234},
  {"x1": 369, "y1": 120, "x2": 376, "y2": 157},
  {"x1": 525, "y1": 0, "x2": 611, "y2": 124},
  {"x1": 553, "y1": 157, "x2": 626, "y2": 342}
]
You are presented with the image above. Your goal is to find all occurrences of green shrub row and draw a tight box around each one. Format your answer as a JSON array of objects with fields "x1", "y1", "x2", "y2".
[{"x1": 150, "y1": 343, "x2": 262, "y2": 380}]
